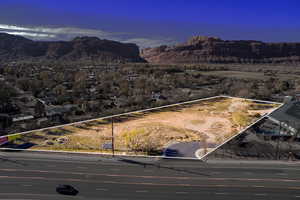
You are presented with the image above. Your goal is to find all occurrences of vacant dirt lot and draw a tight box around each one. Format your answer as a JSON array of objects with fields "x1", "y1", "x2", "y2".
[{"x1": 7, "y1": 97, "x2": 279, "y2": 155}]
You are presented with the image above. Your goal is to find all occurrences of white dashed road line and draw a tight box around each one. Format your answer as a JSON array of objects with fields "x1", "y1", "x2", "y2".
[
  {"x1": 136, "y1": 190, "x2": 148, "y2": 193},
  {"x1": 254, "y1": 193, "x2": 267, "y2": 196},
  {"x1": 215, "y1": 192, "x2": 229, "y2": 195},
  {"x1": 252, "y1": 185, "x2": 265, "y2": 188},
  {"x1": 22, "y1": 184, "x2": 32, "y2": 187},
  {"x1": 96, "y1": 188, "x2": 108, "y2": 191},
  {"x1": 276, "y1": 173, "x2": 288, "y2": 176},
  {"x1": 77, "y1": 166, "x2": 88, "y2": 169}
]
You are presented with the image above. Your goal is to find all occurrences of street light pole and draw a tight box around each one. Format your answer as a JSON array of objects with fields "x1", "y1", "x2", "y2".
[{"x1": 111, "y1": 117, "x2": 115, "y2": 157}]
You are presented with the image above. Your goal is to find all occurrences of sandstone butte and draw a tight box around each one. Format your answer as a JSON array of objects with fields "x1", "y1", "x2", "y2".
[{"x1": 141, "y1": 36, "x2": 300, "y2": 64}]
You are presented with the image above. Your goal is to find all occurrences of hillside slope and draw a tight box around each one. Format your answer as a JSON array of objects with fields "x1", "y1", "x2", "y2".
[{"x1": 0, "y1": 33, "x2": 145, "y2": 63}]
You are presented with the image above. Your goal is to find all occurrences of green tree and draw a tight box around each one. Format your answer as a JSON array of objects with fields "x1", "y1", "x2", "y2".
[
  {"x1": 0, "y1": 84, "x2": 17, "y2": 103},
  {"x1": 53, "y1": 84, "x2": 67, "y2": 96}
]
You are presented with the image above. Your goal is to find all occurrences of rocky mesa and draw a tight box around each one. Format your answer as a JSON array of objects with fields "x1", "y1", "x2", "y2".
[
  {"x1": 0, "y1": 33, "x2": 145, "y2": 63},
  {"x1": 141, "y1": 36, "x2": 300, "y2": 64}
]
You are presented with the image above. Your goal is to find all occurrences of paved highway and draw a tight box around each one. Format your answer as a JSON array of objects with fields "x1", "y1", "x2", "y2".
[{"x1": 0, "y1": 150, "x2": 300, "y2": 199}]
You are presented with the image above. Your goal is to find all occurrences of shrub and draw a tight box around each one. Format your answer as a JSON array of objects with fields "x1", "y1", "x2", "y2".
[
  {"x1": 214, "y1": 101, "x2": 230, "y2": 112},
  {"x1": 122, "y1": 128, "x2": 159, "y2": 153},
  {"x1": 232, "y1": 111, "x2": 250, "y2": 127}
]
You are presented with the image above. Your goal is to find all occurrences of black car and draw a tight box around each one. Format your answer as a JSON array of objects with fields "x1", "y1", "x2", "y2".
[{"x1": 56, "y1": 184, "x2": 79, "y2": 196}]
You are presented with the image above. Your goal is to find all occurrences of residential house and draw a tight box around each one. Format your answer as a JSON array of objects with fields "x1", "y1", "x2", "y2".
[
  {"x1": 268, "y1": 99, "x2": 300, "y2": 137},
  {"x1": 45, "y1": 104, "x2": 78, "y2": 122},
  {"x1": 151, "y1": 92, "x2": 166, "y2": 101},
  {"x1": 12, "y1": 114, "x2": 34, "y2": 130}
]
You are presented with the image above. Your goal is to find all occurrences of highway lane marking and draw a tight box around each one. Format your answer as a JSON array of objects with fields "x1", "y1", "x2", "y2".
[
  {"x1": 215, "y1": 192, "x2": 229, "y2": 195},
  {"x1": 77, "y1": 166, "x2": 88, "y2": 169},
  {"x1": 96, "y1": 188, "x2": 108, "y2": 191},
  {"x1": 206, "y1": 166, "x2": 300, "y2": 171},
  {"x1": 254, "y1": 193, "x2": 267, "y2": 196},
  {"x1": 295, "y1": 196, "x2": 300, "y2": 198},
  {"x1": 175, "y1": 192, "x2": 188, "y2": 194},
  {"x1": 0, "y1": 193, "x2": 62, "y2": 197},
  {"x1": 1, "y1": 168, "x2": 300, "y2": 184},
  {"x1": 1, "y1": 175, "x2": 300, "y2": 190},
  {"x1": 136, "y1": 190, "x2": 148, "y2": 193},
  {"x1": 276, "y1": 173, "x2": 288, "y2": 176},
  {"x1": 252, "y1": 185, "x2": 265, "y2": 188},
  {"x1": 22, "y1": 184, "x2": 32, "y2": 187}
]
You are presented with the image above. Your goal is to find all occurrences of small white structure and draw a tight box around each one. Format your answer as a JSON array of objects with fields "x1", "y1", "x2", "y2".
[
  {"x1": 283, "y1": 96, "x2": 293, "y2": 104},
  {"x1": 13, "y1": 115, "x2": 34, "y2": 122}
]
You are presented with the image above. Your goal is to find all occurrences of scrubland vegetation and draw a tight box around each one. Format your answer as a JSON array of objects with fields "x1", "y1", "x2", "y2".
[{"x1": 7, "y1": 97, "x2": 279, "y2": 155}]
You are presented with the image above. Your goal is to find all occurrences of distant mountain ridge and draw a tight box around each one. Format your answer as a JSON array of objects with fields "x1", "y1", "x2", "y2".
[
  {"x1": 141, "y1": 36, "x2": 300, "y2": 64},
  {"x1": 0, "y1": 33, "x2": 145, "y2": 63}
]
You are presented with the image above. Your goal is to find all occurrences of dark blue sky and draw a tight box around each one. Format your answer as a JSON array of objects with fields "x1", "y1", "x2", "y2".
[{"x1": 0, "y1": 0, "x2": 299, "y2": 47}]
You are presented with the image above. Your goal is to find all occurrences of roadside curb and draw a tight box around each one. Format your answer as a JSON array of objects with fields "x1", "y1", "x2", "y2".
[{"x1": 0, "y1": 147, "x2": 204, "y2": 161}]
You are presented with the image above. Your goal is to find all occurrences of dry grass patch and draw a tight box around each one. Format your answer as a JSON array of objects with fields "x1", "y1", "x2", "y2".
[{"x1": 7, "y1": 97, "x2": 279, "y2": 156}]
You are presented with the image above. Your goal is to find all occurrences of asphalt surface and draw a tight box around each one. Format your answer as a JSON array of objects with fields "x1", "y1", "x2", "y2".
[
  {"x1": 164, "y1": 141, "x2": 216, "y2": 158},
  {"x1": 1, "y1": 150, "x2": 300, "y2": 200}
]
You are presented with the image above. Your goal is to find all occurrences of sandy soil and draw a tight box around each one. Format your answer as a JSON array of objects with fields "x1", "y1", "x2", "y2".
[
  {"x1": 71, "y1": 98, "x2": 275, "y2": 146},
  {"x1": 14, "y1": 97, "x2": 278, "y2": 153}
]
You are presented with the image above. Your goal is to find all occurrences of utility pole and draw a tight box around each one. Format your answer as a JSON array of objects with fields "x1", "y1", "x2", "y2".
[
  {"x1": 276, "y1": 121, "x2": 281, "y2": 160},
  {"x1": 111, "y1": 117, "x2": 115, "y2": 157}
]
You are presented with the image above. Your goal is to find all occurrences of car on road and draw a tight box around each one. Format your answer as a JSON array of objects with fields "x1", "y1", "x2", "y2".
[{"x1": 56, "y1": 184, "x2": 79, "y2": 196}]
